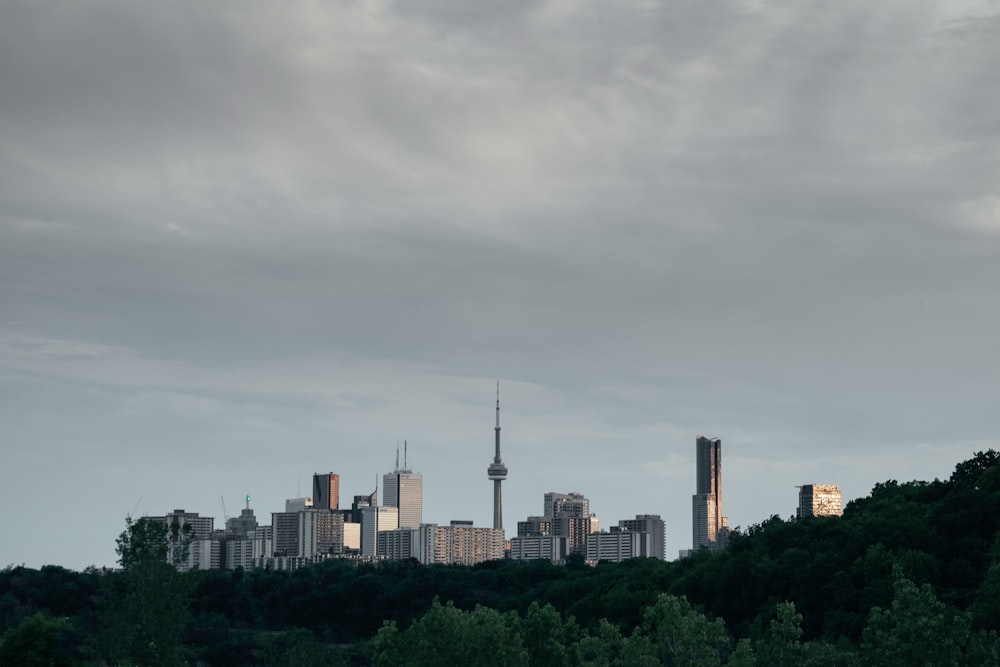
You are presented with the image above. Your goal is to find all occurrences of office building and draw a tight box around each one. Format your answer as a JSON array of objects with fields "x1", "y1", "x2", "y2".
[
  {"x1": 797, "y1": 484, "x2": 842, "y2": 518},
  {"x1": 224, "y1": 539, "x2": 254, "y2": 570},
  {"x1": 360, "y1": 505, "x2": 399, "y2": 557},
  {"x1": 343, "y1": 522, "x2": 361, "y2": 552},
  {"x1": 617, "y1": 514, "x2": 666, "y2": 560},
  {"x1": 692, "y1": 436, "x2": 728, "y2": 551},
  {"x1": 377, "y1": 522, "x2": 504, "y2": 565},
  {"x1": 272, "y1": 511, "x2": 301, "y2": 557},
  {"x1": 586, "y1": 529, "x2": 644, "y2": 563},
  {"x1": 312, "y1": 473, "x2": 340, "y2": 511},
  {"x1": 545, "y1": 492, "x2": 589, "y2": 518},
  {"x1": 514, "y1": 491, "x2": 599, "y2": 557},
  {"x1": 517, "y1": 516, "x2": 552, "y2": 537},
  {"x1": 225, "y1": 495, "x2": 258, "y2": 538},
  {"x1": 510, "y1": 534, "x2": 567, "y2": 563},
  {"x1": 298, "y1": 509, "x2": 345, "y2": 558},
  {"x1": 552, "y1": 515, "x2": 600, "y2": 555},
  {"x1": 383, "y1": 442, "x2": 423, "y2": 529},
  {"x1": 487, "y1": 384, "x2": 509, "y2": 533},
  {"x1": 253, "y1": 525, "x2": 273, "y2": 559},
  {"x1": 150, "y1": 509, "x2": 217, "y2": 571}
]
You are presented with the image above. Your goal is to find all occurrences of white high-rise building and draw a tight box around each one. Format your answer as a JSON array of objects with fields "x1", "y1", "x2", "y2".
[
  {"x1": 383, "y1": 441, "x2": 423, "y2": 529},
  {"x1": 377, "y1": 522, "x2": 503, "y2": 565},
  {"x1": 617, "y1": 514, "x2": 666, "y2": 560},
  {"x1": 361, "y1": 505, "x2": 399, "y2": 557}
]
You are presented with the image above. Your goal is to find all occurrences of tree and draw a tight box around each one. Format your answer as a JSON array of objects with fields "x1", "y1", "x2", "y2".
[
  {"x1": 106, "y1": 517, "x2": 194, "y2": 666},
  {"x1": 626, "y1": 594, "x2": 730, "y2": 667},
  {"x1": 860, "y1": 567, "x2": 970, "y2": 667},
  {"x1": 373, "y1": 598, "x2": 527, "y2": 667},
  {"x1": 523, "y1": 601, "x2": 578, "y2": 666},
  {"x1": 0, "y1": 613, "x2": 79, "y2": 667}
]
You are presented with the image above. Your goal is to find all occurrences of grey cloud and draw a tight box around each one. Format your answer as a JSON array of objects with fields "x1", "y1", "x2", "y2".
[{"x1": 2, "y1": 0, "x2": 998, "y2": 568}]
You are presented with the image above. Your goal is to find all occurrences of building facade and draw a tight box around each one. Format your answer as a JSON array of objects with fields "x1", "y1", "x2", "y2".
[
  {"x1": 586, "y1": 529, "x2": 643, "y2": 563},
  {"x1": 797, "y1": 484, "x2": 842, "y2": 518},
  {"x1": 298, "y1": 509, "x2": 345, "y2": 557},
  {"x1": 377, "y1": 522, "x2": 504, "y2": 565},
  {"x1": 312, "y1": 473, "x2": 340, "y2": 511},
  {"x1": 617, "y1": 514, "x2": 666, "y2": 560},
  {"x1": 692, "y1": 436, "x2": 728, "y2": 551},
  {"x1": 383, "y1": 445, "x2": 423, "y2": 529},
  {"x1": 510, "y1": 534, "x2": 567, "y2": 563},
  {"x1": 360, "y1": 505, "x2": 399, "y2": 557}
]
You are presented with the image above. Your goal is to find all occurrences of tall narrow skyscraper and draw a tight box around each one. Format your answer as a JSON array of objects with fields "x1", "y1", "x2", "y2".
[
  {"x1": 383, "y1": 441, "x2": 423, "y2": 529},
  {"x1": 487, "y1": 383, "x2": 508, "y2": 533},
  {"x1": 692, "y1": 435, "x2": 727, "y2": 551}
]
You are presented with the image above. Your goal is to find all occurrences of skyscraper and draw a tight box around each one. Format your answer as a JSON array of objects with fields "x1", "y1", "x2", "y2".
[
  {"x1": 312, "y1": 473, "x2": 340, "y2": 511},
  {"x1": 692, "y1": 435, "x2": 727, "y2": 551},
  {"x1": 486, "y1": 384, "x2": 508, "y2": 533},
  {"x1": 797, "y1": 484, "x2": 842, "y2": 518},
  {"x1": 360, "y1": 505, "x2": 399, "y2": 557},
  {"x1": 383, "y1": 441, "x2": 423, "y2": 529}
]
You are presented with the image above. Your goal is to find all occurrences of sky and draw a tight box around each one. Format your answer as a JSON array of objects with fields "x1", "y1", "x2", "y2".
[{"x1": 2, "y1": 0, "x2": 999, "y2": 570}]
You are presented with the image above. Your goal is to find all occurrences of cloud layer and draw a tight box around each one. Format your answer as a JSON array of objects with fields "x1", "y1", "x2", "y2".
[{"x1": 2, "y1": 0, "x2": 998, "y2": 568}]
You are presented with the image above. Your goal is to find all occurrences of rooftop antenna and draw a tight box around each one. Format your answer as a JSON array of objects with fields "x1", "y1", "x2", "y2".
[
  {"x1": 404, "y1": 439, "x2": 408, "y2": 471},
  {"x1": 221, "y1": 495, "x2": 229, "y2": 523},
  {"x1": 395, "y1": 441, "x2": 400, "y2": 472}
]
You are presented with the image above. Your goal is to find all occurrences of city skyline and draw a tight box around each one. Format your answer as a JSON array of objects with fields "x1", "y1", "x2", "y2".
[{"x1": 2, "y1": 1, "x2": 998, "y2": 570}]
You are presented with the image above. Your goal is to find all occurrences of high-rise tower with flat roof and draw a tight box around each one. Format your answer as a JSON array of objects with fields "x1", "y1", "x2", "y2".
[
  {"x1": 383, "y1": 441, "x2": 423, "y2": 529},
  {"x1": 312, "y1": 473, "x2": 340, "y2": 511},
  {"x1": 797, "y1": 484, "x2": 842, "y2": 518},
  {"x1": 692, "y1": 435, "x2": 727, "y2": 551},
  {"x1": 487, "y1": 383, "x2": 508, "y2": 533}
]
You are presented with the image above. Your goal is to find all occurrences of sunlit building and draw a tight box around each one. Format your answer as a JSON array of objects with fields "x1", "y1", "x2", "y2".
[
  {"x1": 692, "y1": 436, "x2": 728, "y2": 551},
  {"x1": 797, "y1": 484, "x2": 842, "y2": 518}
]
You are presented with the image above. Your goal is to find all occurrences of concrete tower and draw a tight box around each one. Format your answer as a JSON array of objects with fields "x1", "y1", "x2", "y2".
[{"x1": 487, "y1": 383, "x2": 508, "y2": 533}]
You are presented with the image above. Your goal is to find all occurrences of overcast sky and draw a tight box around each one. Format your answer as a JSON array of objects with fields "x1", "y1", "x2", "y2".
[{"x1": 2, "y1": 0, "x2": 999, "y2": 570}]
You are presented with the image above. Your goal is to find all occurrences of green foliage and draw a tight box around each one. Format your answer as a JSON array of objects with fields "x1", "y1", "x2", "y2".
[
  {"x1": 626, "y1": 593, "x2": 730, "y2": 667},
  {"x1": 523, "y1": 601, "x2": 579, "y2": 666},
  {"x1": 4, "y1": 450, "x2": 1000, "y2": 664},
  {"x1": 0, "y1": 613, "x2": 80, "y2": 667},
  {"x1": 107, "y1": 517, "x2": 195, "y2": 666},
  {"x1": 373, "y1": 597, "x2": 527, "y2": 666},
  {"x1": 860, "y1": 567, "x2": 972, "y2": 667}
]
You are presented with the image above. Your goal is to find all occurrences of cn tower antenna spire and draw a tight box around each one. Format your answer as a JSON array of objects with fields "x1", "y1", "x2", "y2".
[{"x1": 487, "y1": 381, "x2": 508, "y2": 533}]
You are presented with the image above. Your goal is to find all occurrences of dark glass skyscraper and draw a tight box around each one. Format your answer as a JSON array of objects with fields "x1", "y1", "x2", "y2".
[
  {"x1": 692, "y1": 436, "x2": 726, "y2": 550},
  {"x1": 312, "y1": 473, "x2": 340, "y2": 511}
]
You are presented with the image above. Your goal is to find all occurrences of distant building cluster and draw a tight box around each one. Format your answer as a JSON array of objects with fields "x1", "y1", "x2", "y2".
[
  {"x1": 139, "y1": 389, "x2": 841, "y2": 572},
  {"x1": 510, "y1": 491, "x2": 665, "y2": 564}
]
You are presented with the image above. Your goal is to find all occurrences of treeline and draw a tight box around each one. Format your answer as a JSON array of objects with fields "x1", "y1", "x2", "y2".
[{"x1": 2, "y1": 451, "x2": 1000, "y2": 665}]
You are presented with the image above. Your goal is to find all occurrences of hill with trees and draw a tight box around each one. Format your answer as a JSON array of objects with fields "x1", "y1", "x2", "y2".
[{"x1": 2, "y1": 450, "x2": 999, "y2": 665}]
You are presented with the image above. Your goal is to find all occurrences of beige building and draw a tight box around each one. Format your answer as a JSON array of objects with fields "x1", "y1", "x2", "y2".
[
  {"x1": 797, "y1": 484, "x2": 842, "y2": 518},
  {"x1": 377, "y1": 521, "x2": 503, "y2": 565}
]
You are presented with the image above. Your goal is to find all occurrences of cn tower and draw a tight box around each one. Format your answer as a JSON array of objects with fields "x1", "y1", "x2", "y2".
[{"x1": 487, "y1": 382, "x2": 508, "y2": 532}]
